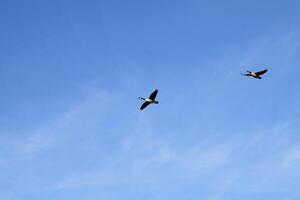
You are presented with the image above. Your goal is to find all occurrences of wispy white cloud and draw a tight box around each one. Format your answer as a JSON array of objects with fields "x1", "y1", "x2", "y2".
[
  {"x1": 12, "y1": 133, "x2": 56, "y2": 159},
  {"x1": 53, "y1": 115, "x2": 235, "y2": 190},
  {"x1": 0, "y1": 86, "x2": 109, "y2": 163},
  {"x1": 282, "y1": 147, "x2": 300, "y2": 169},
  {"x1": 215, "y1": 122, "x2": 299, "y2": 195},
  {"x1": 56, "y1": 172, "x2": 116, "y2": 189}
]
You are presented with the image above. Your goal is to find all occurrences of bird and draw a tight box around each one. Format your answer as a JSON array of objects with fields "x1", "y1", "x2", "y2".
[
  {"x1": 139, "y1": 89, "x2": 159, "y2": 110},
  {"x1": 242, "y1": 69, "x2": 268, "y2": 79}
]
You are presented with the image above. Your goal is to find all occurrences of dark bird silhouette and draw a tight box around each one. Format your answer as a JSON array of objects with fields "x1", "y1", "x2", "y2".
[
  {"x1": 139, "y1": 89, "x2": 159, "y2": 110},
  {"x1": 242, "y1": 69, "x2": 268, "y2": 79}
]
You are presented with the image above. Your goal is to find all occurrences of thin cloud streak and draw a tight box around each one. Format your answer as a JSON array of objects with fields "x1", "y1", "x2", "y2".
[{"x1": 0, "y1": 87, "x2": 109, "y2": 163}]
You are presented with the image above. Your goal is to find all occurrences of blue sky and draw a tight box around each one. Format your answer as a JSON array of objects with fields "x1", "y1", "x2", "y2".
[{"x1": 1, "y1": 0, "x2": 300, "y2": 199}]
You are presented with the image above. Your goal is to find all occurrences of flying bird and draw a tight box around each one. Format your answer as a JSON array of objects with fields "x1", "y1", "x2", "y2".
[
  {"x1": 242, "y1": 69, "x2": 268, "y2": 79},
  {"x1": 139, "y1": 89, "x2": 159, "y2": 110}
]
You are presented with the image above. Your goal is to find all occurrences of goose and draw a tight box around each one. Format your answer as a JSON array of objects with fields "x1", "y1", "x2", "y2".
[
  {"x1": 139, "y1": 89, "x2": 159, "y2": 110},
  {"x1": 242, "y1": 69, "x2": 268, "y2": 79}
]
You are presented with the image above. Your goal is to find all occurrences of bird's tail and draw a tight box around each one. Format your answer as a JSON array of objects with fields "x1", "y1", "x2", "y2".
[
  {"x1": 139, "y1": 97, "x2": 145, "y2": 100},
  {"x1": 154, "y1": 101, "x2": 159, "y2": 104}
]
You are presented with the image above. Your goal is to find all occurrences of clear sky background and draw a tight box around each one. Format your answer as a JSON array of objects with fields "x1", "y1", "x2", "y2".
[{"x1": 1, "y1": 0, "x2": 300, "y2": 199}]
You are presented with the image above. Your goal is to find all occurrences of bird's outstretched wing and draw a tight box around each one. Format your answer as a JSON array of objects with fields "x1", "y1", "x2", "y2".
[
  {"x1": 140, "y1": 101, "x2": 151, "y2": 110},
  {"x1": 255, "y1": 69, "x2": 268, "y2": 76},
  {"x1": 149, "y1": 89, "x2": 158, "y2": 100}
]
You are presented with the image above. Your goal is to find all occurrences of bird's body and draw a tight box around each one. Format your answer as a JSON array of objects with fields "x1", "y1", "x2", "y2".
[
  {"x1": 139, "y1": 90, "x2": 159, "y2": 110},
  {"x1": 242, "y1": 69, "x2": 268, "y2": 79}
]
